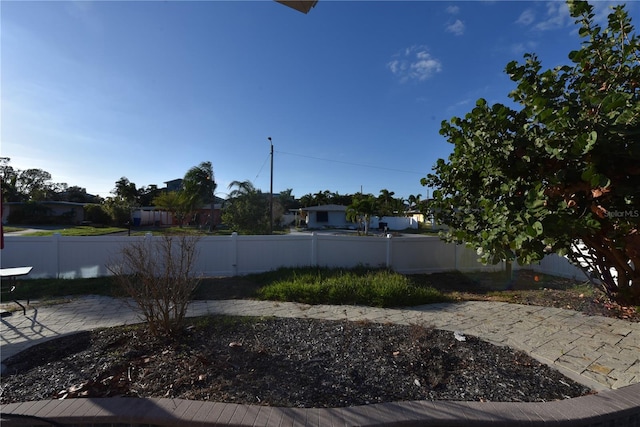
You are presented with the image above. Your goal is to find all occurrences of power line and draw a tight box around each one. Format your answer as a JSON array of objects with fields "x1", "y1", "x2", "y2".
[
  {"x1": 254, "y1": 152, "x2": 271, "y2": 181},
  {"x1": 275, "y1": 150, "x2": 426, "y2": 176}
]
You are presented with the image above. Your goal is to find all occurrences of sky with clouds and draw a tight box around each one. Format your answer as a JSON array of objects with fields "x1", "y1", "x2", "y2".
[{"x1": 2, "y1": 0, "x2": 637, "y2": 201}]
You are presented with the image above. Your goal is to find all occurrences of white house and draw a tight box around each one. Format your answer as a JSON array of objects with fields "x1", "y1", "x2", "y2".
[{"x1": 302, "y1": 204, "x2": 349, "y2": 229}]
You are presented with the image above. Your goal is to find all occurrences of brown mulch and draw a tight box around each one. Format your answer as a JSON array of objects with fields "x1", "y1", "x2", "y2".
[{"x1": 1, "y1": 270, "x2": 636, "y2": 407}]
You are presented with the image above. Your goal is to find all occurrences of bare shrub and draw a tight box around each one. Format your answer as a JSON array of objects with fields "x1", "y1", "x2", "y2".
[{"x1": 108, "y1": 235, "x2": 201, "y2": 337}]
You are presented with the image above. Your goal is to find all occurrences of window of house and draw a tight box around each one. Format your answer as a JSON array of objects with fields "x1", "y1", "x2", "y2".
[{"x1": 316, "y1": 211, "x2": 328, "y2": 222}]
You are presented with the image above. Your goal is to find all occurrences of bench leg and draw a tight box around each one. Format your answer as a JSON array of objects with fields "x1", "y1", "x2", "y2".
[{"x1": 14, "y1": 300, "x2": 26, "y2": 316}]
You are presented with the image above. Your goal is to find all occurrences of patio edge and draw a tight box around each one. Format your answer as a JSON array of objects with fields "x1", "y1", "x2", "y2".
[{"x1": 1, "y1": 382, "x2": 639, "y2": 427}]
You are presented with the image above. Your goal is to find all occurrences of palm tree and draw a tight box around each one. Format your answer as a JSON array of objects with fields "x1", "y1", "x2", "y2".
[
  {"x1": 227, "y1": 180, "x2": 257, "y2": 198},
  {"x1": 408, "y1": 194, "x2": 422, "y2": 209},
  {"x1": 313, "y1": 190, "x2": 331, "y2": 206},
  {"x1": 183, "y1": 161, "x2": 216, "y2": 207},
  {"x1": 330, "y1": 191, "x2": 353, "y2": 206},
  {"x1": 378, "y1": 189, "x2": 396, "y2": 216},
  {"x1": 347, "y1": 194, "x2": 377, "y2": 235},
  {"x1": 299, "y1": 193, "x2": 314, "y2": 208},
  {"x1": 223, "y1": 180, "x2": 271, "y2": 234},
  {"x1": 182, "y1": 161, "x2": 216, "y2": 229},
  {"x1": 153, "y1": 191, "x2": 190, "y2": 227}
]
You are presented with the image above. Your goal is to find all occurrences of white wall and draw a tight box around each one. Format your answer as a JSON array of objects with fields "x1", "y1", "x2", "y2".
[
  {"x1": 306, "y1": 211, "x2": 350, "y2": 229},
  {"x1": 132, "y1": 209, "x2": 174, "y2": 226},
  {"x1": 0, "y1": 233, "x2": 588, "y2": 280},
  {"x1": 371, "y1": 216, "x2": 419, "y2": 231}
]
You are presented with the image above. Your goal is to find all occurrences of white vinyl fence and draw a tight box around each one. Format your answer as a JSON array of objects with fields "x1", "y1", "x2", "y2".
[{"x1": 0, "y1": 233, "x2": 588, "y2": 280}]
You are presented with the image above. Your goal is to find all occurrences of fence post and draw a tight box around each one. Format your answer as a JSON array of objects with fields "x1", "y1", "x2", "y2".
[
  {"x1": 385, "y1": 233, "x2": 392, "y2": 269},
  {"x1": 231, "y1": 232, "x2": 238, "y2": 276},
  {"x1": 311, "y1": 232, "x2": 318, "y2": 267},
  {"x1": 53, "y1": 233, "x2": 61, "y2": 279},
  {"x1": 454, "y1": 243, "x2": 457, "y2": 271}
]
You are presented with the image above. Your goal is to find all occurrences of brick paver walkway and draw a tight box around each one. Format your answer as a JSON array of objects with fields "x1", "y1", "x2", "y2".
[
  {"x1": 2, "y1": 296, "x2": 638, "y2": 390},
  {"x1": 2, "y1": 297, "x2": 639, "y2": 426}
]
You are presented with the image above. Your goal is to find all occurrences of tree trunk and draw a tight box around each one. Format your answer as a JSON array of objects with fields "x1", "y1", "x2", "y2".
[{"x1": 574, "y1": 233, "x2": 640, "y2": 305}]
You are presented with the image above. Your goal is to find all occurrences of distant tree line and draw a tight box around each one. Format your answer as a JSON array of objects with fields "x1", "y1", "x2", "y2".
[{"x1": 1, "y1": 157, "x2": 429, "y2": 231}]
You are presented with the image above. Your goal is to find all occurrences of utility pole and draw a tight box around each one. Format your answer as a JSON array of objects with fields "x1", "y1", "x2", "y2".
[
  {"x1": 268, "y1": 137, "x2": 273, "y2": 235},
  {"x1": 210, "y1": 174, "x2": 215, "y2": 232}
]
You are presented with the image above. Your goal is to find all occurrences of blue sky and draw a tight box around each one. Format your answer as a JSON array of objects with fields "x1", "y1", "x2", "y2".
[{"x1": 2, "y1": 0, "x2": 637, "y2": 201}]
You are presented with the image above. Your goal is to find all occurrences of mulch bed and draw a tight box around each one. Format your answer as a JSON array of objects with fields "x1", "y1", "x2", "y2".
[{"x1": 1, "y1": 316, "x2": 593, "y2": 407}]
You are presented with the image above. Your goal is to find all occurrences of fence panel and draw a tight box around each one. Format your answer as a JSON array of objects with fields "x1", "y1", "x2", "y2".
[
  {"x1": 454, "y1": 244, "x2": 505, "y2": 273},
  {"x1": 1, "y1": 234, "x2": 591, "y2": 280},
  {"x1": 235, "y1": 235, "x2": 312, "y2": 275},
  {"x1": 195, "y1": 236, "x2": 237, "y2": 277},
  {"x1": 58, "y1": 236, "x2": 135, "y2": 279},
  {"x1": 391, "y1": 237, "x2": 456, "y2": 273},
  {"x1": 1, "y1": 236, "x2": 58, "y2": 279},
  {"x1": 316, "y1": 234, "x2": 387, "y2": 269},
  {"x1": 531, "y1": 254, "x2": 589, "y2": 280}
]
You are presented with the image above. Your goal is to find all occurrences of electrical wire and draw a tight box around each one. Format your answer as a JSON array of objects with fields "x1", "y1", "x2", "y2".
[{"x1": 254, "y1": 152, "x2": 271, "y2": 181}]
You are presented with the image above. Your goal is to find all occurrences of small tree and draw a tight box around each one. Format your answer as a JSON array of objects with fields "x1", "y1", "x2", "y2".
[
  {"x1": 152, "y1": 190, "x2": 191, "y2": 227},
  {"x1": 222, "y1": 180, "x2": 270, "y2": 234},
  {"x1": 347, "y1": 194, "x2": 377, "y2": 235},
  {"x1": 108, "y1": 235, "x2": 201, "y2": 337},
  {"x1": 83, "y1": 204, "x2": 111, "y2": 225}
]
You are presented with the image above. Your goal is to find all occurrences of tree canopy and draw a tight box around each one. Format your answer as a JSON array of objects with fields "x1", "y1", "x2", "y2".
[
  {"x1": 182, "y1": 161, "x2": 216, "y2": 208},
  {"x1": 222, "y1": 180, "x2": 272, "y2": 234},
  {"x1": 1, "y1": 158, "x2": 99, "y2": 203},
  {"x1": 423, "y1": 1, "x2": 640, "y2": 303},
  {"x1": 346, "y1": 193, "x2": 378, "y2": 235}
]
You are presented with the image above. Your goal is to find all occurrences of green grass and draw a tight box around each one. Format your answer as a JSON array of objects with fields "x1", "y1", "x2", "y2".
[
  {"x1": 129, "y1": 226, "x2": 289, "y2": 236},
  {"x1": 2, "y1": 267, "x2": 599, "y2": 311},
  {"x1": 256, "y1": 267, "x2": 450, "y2": 307},
  {"x1": 23, "y1": 226, "x2": 128, "y2": 236},
  {"x1": 2, "y1": 226, "x2": 25, "y2": 233},
  {"x1": 2, "y1": 267, "x2": 449, "y2": 309}
]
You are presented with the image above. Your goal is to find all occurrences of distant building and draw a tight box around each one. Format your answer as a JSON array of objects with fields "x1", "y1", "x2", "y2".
[
  {"x1": 301, "y1": 204, "x2": 349, "y2": 229},
  {"x1": 2, "y1": 201, "x2": 92, "y2": 225},
  {"x1": 163, "y1": 179, "x2": 183, "y2": 192}
]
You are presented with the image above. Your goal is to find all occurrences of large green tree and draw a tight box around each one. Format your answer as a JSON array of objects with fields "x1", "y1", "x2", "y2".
[
  {"x1": 112, "y1": 177, "x2": 140, "y2": 204},
  {"x1": 181, "y1": 161, "x2": 216, "y2": 229},
  {"x1": 182, "y1": 161, "x2": 216, "y2": 209},
  {"x1": 1, "y1": 158, "x2": 20, "y2": 202},
  {"x1": 423, "y1": 1, "x2": 640, "y2": 303},
  {"x1": 377, "y1": 189, "x2": 396, "y2": 216},
  {"x1": 222, "y1": 180, "x2": 270, "y2": 234}
]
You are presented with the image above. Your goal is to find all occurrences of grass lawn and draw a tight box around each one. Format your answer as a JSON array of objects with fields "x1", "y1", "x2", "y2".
[
  {"x1": 2, "y1": 226, "x2": 25, "y2": 233},
  {"x1": 15, "y1": 226, "x2": 128, "y2": 236},
  {"x1": 2, "y1": 267, "x2": 600, "y2": 312}
]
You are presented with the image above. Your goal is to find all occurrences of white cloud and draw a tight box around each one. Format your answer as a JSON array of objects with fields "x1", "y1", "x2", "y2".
[
  {"x1": 510, "y1": 41, "x2": 538, "y2": 55},
  {"x1": 534, "y1": 2, "x2": 571, "y2": 31},
  {"x1": 387, "y1": 46, "x2": 442, "y2": 83},
  {"x1": 591, "y1": 1, "x2": 623, "y2": 26},
  {"x1": 446, "y1": 19, "x2": 465, "y2": 36},
  {"x1": 446, "y1": 5, "x2": 460, "y2": 15},
  {"x1": 516, "y1": 9, "x2": 535, "y2": 26}
]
